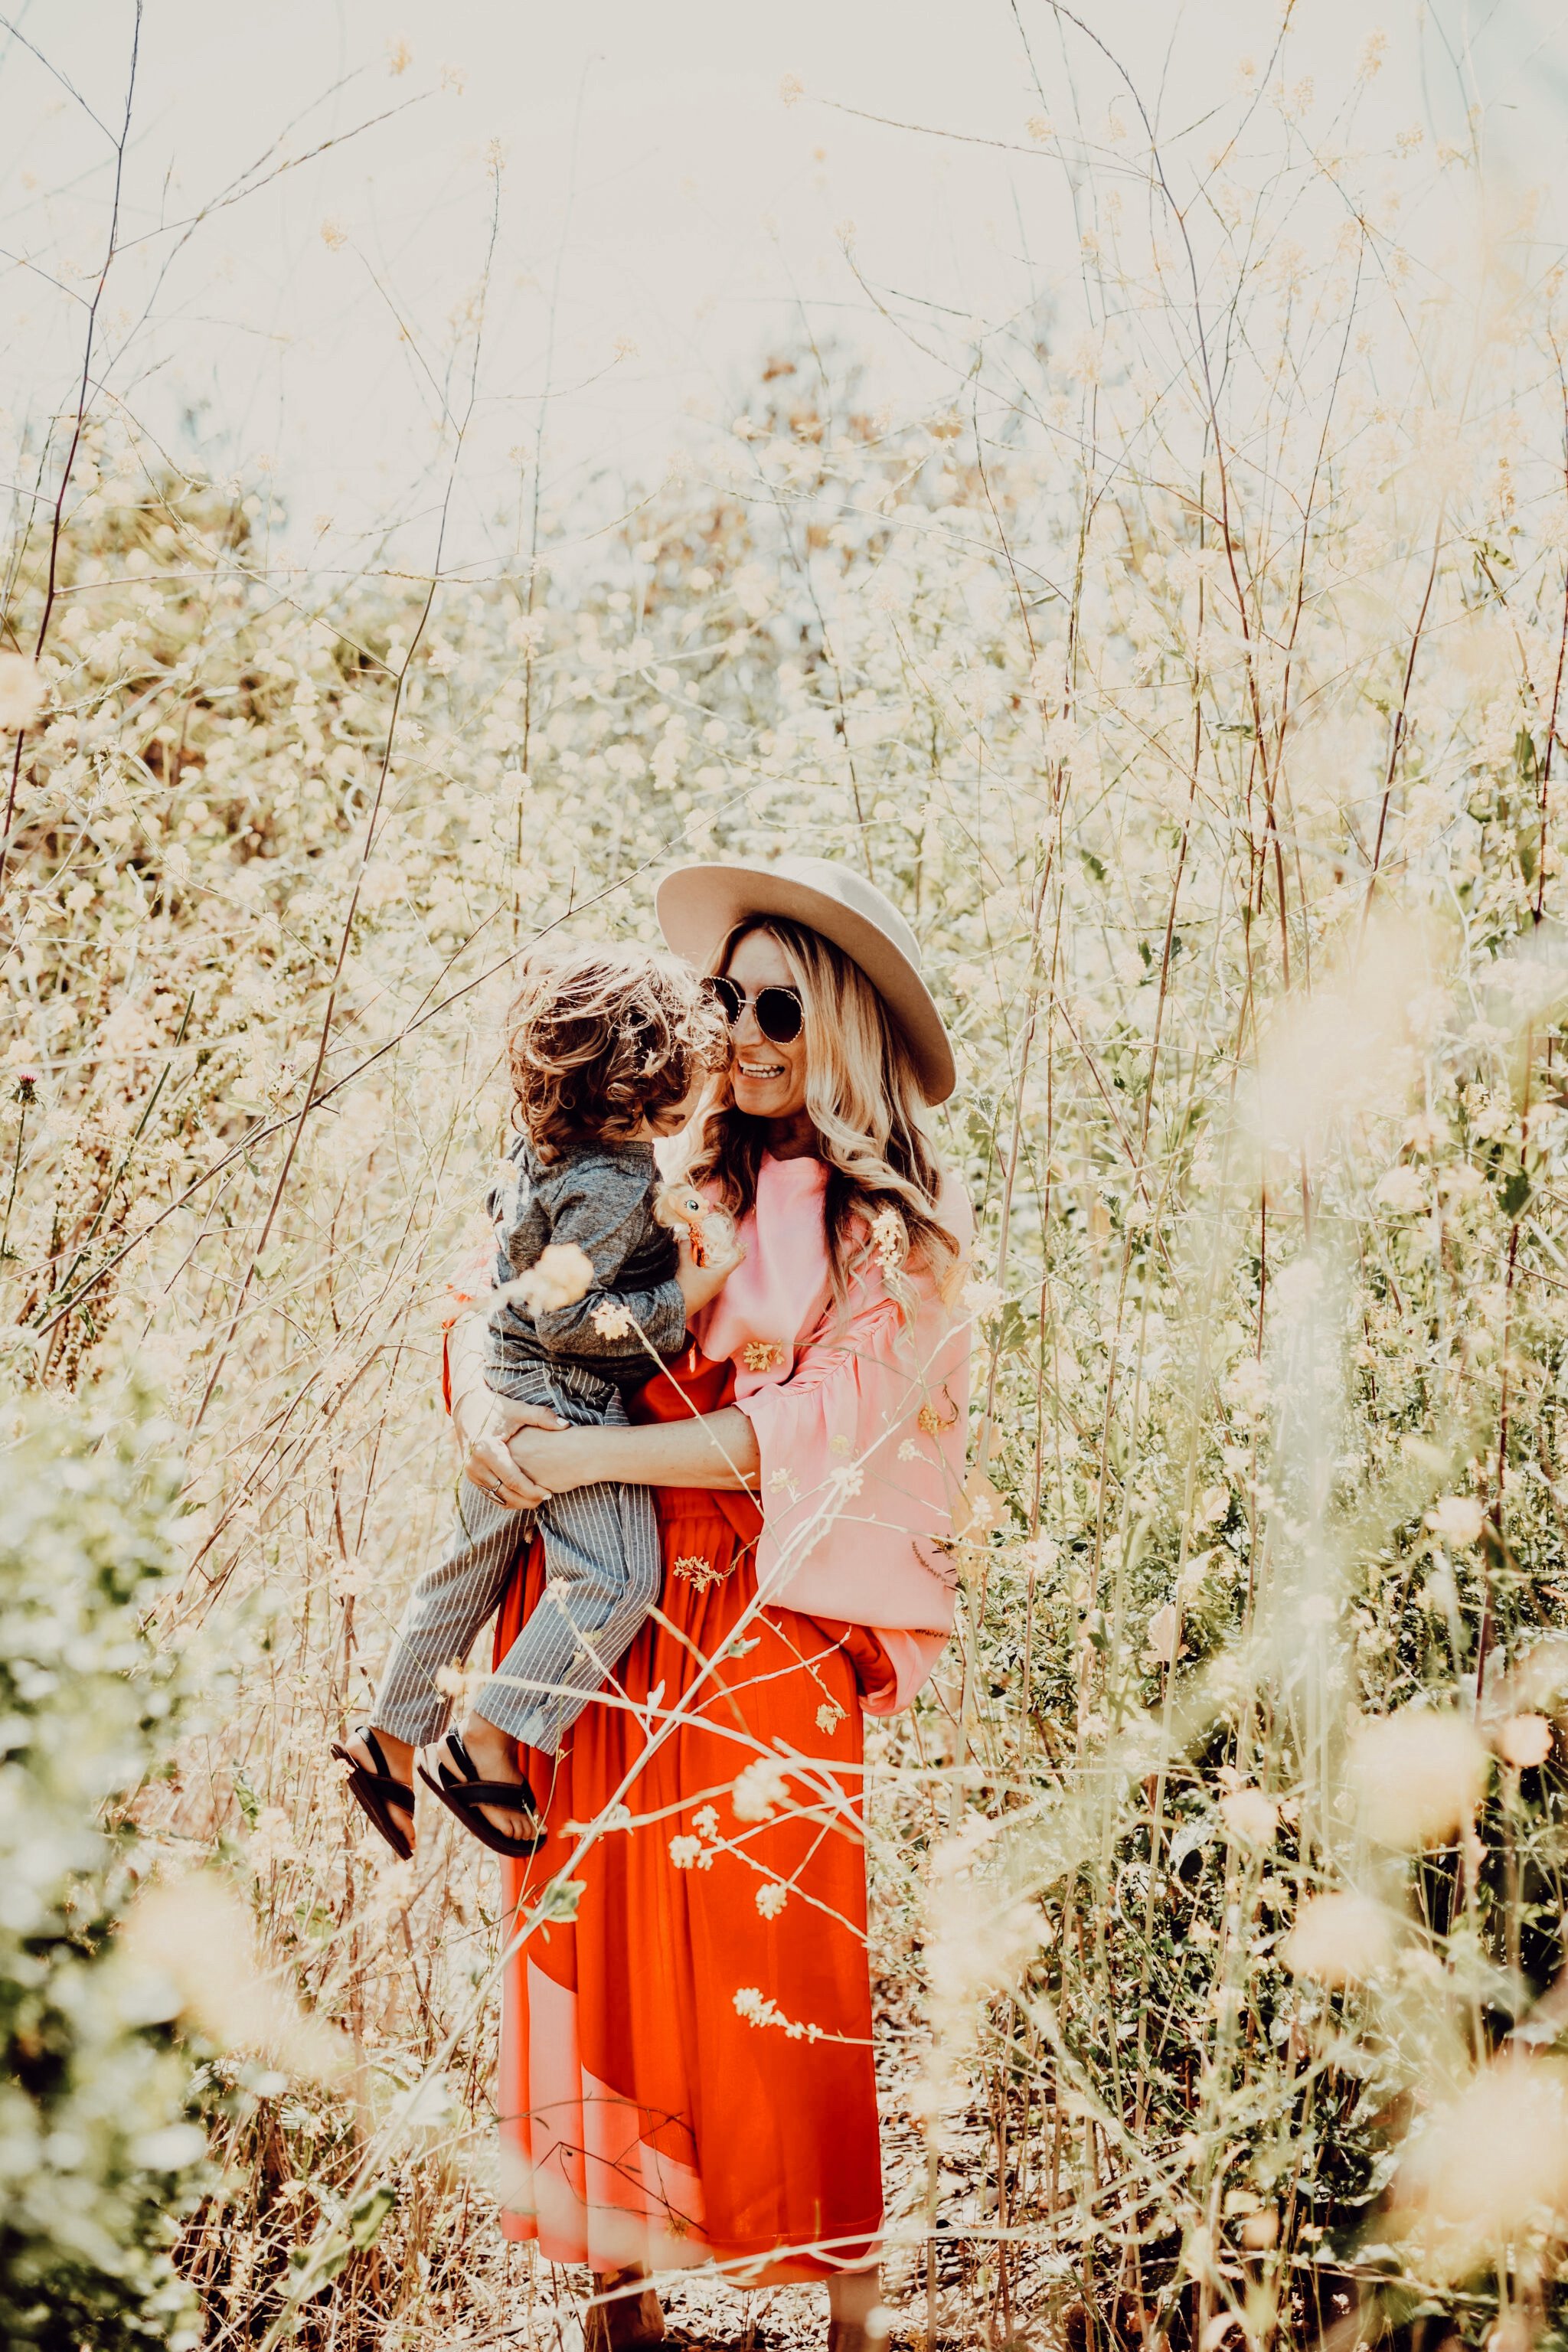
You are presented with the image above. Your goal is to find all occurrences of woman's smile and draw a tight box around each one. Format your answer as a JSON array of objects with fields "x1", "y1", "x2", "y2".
[{"x1": 723, "y1": 930, "x2": 809, "y2": 1121}]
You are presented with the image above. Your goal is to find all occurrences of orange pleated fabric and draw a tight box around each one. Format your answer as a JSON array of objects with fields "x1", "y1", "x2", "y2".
[{"x1": 491, "y1": 1349, "x2": 890, "y2": 2285}]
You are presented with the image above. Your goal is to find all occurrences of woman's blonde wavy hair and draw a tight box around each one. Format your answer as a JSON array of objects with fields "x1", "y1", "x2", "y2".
[{"x1": 679, "y1": 916, "x2": 964, "y2": 1305}]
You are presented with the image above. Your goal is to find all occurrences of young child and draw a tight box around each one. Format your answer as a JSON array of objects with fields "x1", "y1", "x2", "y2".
[{"x1": 335, "y1": 944, "x2": 734, "y2": 1860}]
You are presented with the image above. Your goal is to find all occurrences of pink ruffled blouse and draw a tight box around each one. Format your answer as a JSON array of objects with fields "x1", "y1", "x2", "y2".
[{"x1": 691, "y1": 1152, "x2": 972, "y2": 1710}]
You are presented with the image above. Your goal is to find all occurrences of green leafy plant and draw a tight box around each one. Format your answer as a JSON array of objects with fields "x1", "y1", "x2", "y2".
[{"x1": 0, "y1": 1394, "x2": 207, "y2": 2350}]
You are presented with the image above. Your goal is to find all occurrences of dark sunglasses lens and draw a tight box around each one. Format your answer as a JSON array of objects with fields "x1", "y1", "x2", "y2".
[
  {"x1": 755, "y1": 987, "x2": 803, "y2": 1044},
  {"x1": 707, "y1": 975, "x2": 744, "y2": 1024}
]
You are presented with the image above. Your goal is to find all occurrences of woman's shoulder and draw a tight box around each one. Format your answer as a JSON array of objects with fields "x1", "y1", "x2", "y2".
[{"x1": 876, "y1": 1164, "x2": 972, "y2": 1320}]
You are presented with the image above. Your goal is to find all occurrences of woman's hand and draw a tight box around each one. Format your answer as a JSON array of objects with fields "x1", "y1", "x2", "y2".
[{"x1": 454, "y1": 1383, "x2": 566, "y2": 1511}]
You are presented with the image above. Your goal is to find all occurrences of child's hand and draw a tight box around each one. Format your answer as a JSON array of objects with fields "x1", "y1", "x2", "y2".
[
  {"x1": 455, "y1": 1386, "x2": 567, "y2": 1511},
  {"x1": 488, "y1": 1394, "x2": 567, "y2": 1443},
  {"x1": 675, "y1": 1222, "x2": 741, "y2": 1319}
]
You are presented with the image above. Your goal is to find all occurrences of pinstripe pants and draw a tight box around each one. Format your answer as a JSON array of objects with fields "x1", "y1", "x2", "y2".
[{"x1": 369, "y1": 1366, "x2": 659, "y2": 1754}]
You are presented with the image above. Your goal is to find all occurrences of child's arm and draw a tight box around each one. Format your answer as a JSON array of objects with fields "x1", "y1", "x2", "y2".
[{"x1": 531, "y1": 1162, "x2": 694, "y2": 1368}]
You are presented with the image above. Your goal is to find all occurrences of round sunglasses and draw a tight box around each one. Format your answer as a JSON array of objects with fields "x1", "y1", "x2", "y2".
[{"x1": 704, "y1": 973, "x2": 804, "y2": 1045}]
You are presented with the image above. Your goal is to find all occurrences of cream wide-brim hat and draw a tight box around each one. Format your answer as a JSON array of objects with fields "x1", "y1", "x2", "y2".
[{"x1": 655, "y1": 853, "x2": 957, "y2": 1106}]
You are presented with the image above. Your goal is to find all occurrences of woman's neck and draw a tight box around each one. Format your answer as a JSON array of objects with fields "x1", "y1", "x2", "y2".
[{"x1": 763, "y1": 1109, "x2": 818, "y2": 1161}]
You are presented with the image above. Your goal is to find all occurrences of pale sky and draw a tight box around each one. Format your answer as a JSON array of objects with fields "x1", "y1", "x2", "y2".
[{"x1": 2, "y1": 1, "x2": 1564, "y2": 574}]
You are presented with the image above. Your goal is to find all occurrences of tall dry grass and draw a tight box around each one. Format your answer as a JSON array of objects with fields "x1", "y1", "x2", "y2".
[{"x1": 8, "y1": 19, "x2": 1568, "y2": 2350}]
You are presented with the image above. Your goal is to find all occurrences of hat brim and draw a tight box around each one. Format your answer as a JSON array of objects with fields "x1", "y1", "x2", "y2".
[{"x1": 655, "y1": 859, "x2": 957, "y2": 1106}]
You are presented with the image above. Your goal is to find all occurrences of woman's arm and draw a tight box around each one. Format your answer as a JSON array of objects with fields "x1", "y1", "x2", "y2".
[
  {"x1": 446, "y1": 1308, "x2": 495, "y2": 1429},
  {"x1": 506, "y1": 1405, "x2": 760, "y2": 1495},
  {"x1": 448, "y1": 1306, "x2": 759, "y2": 1501}
]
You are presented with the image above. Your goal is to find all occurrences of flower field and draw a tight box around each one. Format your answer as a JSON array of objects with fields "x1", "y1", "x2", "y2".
[{"x1": 8, "y1": 23, "x2": 1568, "y2": 2349}]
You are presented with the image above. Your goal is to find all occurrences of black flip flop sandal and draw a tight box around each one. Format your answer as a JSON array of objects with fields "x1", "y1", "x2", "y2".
[
  {"x1": 331, "y1": 1725, "x2": 416, "y2": 1860},
  {"x1": 417, "y1": 1728, "x2": 547, "y2": 1859}
]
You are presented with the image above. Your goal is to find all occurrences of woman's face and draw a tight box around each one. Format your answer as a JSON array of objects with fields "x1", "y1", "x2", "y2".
[{"x1": 723, "y1": 929, "x2": 809, "y2": 1122}]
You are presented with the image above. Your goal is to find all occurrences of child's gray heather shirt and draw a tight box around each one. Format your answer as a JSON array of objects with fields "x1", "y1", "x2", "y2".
[{"x1": 484, "y1": 1133, "x2": 688, "y2": 1396}]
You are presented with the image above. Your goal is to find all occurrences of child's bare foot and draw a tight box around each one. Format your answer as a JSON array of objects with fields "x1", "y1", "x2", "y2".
[
  {"x1": 333, "y1": 1725, "x2": 417, "y2": 1857},
  {"x1": 416, "y1": 1714, "x2": 546, "y2": 1856},
  {"x1": 457, "y1": 1713, "x2": 543, "y2": 1844}
]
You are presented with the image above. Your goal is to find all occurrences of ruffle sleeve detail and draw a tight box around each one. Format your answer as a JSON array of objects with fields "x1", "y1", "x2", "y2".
[{"x1": 732, "y1": 1263, "x2": 969, "y2": 1638}]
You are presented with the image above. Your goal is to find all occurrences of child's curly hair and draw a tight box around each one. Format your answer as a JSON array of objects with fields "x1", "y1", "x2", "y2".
[{"x1": 505, "y1": 942, "x2": 727, "y2": 1159}]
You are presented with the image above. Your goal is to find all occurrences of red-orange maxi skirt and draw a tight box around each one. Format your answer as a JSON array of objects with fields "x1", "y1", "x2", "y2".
[{"x1": 491, "y1": 1351, "x2": 890, "y2": 2283}]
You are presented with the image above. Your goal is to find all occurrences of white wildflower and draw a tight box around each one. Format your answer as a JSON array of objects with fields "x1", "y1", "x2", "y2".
[
  {"x1": 869, "y1": 1205, "x2": 905, "y2": 1273},
  {"x1": 1282, "y1": 1893, "x2": 1396, "y2": 1984},
  {"x1": 1389, "y1": 2059, "x2": 1568, "y2": 2278},
  {"x1": 732, "y1": 1986, "x2": 822, "y2": 2040},
  {"x1": 126, "y1": 1877, "x2": 343, "y2": 2079},
  {"x1": 1219, "y1": 1788, "x2": 1279, "y2": 1846},
  {"x1": 0, "y1": 653, "x2": 44, "y2": 732},
  {"x1": 1350, "y1": 1708, "x2": 1489, "y2": 1848},
  {"x1": 1427, "y1": 1495, "x2": 1484, "y2": 1546},
  {"x1": 246, "y1": 1807, "x2": 299, "y2": 1869},
  {"x1": 1496, "y1": 1714, "x2": 1553, "y2": 1769},
  {"x1": 1375, "y1": 1164, "x2": 1427, "y2": 1213},
  {"x1": 960, "y1": 1472, "x2": 1004, "y2": 1536},
  {"x1": 962, "y1": 1276, "x2": 1005, "y2": 1328},
  {"x1": 503, "y1": 1242, "x2": 595, "y2": 1318},
  {"x1": 731, "y1": 1756, "x2": 792, "y2": 1821}
]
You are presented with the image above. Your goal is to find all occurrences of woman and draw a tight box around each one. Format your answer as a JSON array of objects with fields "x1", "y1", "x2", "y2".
[{"x1": 446, "y1": 856, "x2": 971, "y2": 2350}]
